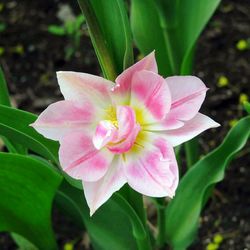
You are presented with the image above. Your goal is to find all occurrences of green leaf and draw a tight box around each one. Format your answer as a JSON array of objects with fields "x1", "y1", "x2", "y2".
[
  {"x1": 0, "y1": 66, "x2": 11, "y2": 106},
  {"x1": 48, "y1": 25, "x2": 66, "y2": 36},
  {"x1": 0, "y1": 153, "x2": 62, "y2": 250},
  {"x1": 91, "y1": 0, "x2": 133, "y2": 72},
  {"x1": 165, "y1": 116, "x2": 250, "y2": 249},
  {"x1": 0, "y1": 66, "x2": 27, "y2": 154},
  {"x1": 130, "y1": 0, "x2": 173, "y2": 76},
  {"x1": 0, "y1": 104, "x2": 59, "y2": 159},
  {"x1": 0, "y1": 123, "x2": 58, "y2": 163},
  {"x1": 78, "y1": 0, "x2": 133, "y2": 80},
  {"x1": 56, "y1": 181, "x2": 142, "y2": 250},
  {"x1": 75, "y1": 14, "x2": 85, "y2": 29},
  {"x1": 131, "y1": 0, "x2": 221, "y2": 75},
  {"x1": 11, "y1": 233, "x2": 38, "y2": 250},
  {"x1": 244, "y1": 101, "x2": 250, "y2": 114},
  {"x1": 65, "y1": 21, "x2": 75, "y2": 35},
  {"x1": 176, "y1": 0, "x2": 221, "y2": 74}
]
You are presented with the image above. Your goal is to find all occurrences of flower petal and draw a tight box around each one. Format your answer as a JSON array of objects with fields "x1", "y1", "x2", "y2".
[
  {"x1": 31, "y1": 100, "x2": 94, "y2": 140},
  {"x1": 163, "y1": 113, "x2": 220, "y2": 147},
  {"x1": 103, "y1": 106, "x2": 140, "y2": 154},
  {"x1": 108, "y1": 124, "x2": 141, "y2": 154},
  {"x1": 130, "y1": 70, "x2": 171, "y2": 123},
  {"x1": 83, "y1": 156, "x2": 126, "y2": 216},
  {"x1": 124, "y1": 135, "x2": 178, "y2": 197},
  {"x1": 92, "y1": 120, "x2": 118, "y2": 150},
  {"x1": 59, "y1": 132, "x2": 113, "y2": 182},
  {"x1": 116, "y1": 106, "x2": 136, "y2": 140},
  {"x1": 111, "y1": 51, "x2": 158, "y2": 104},
  {"x1": 57, "y1": 71, "x2": 113, "y2": 108},
  {"x1": 143, "y1": 118, "x2": 184, "y2": 132},
  {"x1": 166, "y1": 76, "x2": 208, "y2": 122}
]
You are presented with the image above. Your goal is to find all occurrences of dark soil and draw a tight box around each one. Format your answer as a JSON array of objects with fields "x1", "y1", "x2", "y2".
[{"x1": 0, "y1": 0, "x2": 249, "y2": 249}]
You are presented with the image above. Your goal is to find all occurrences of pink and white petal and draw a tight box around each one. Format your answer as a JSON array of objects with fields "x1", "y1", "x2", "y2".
[
  {"x1": 143, "y1": 116, "x2": 184, "y2": 132},
  {"x1": 57, "y1": 71, "x2": 113, "y2": 108},
  {"x1": 92, "y1": 120, "x2": 118, "y2": 150},
  {"x1": 130, "y1": 70, "x2": 171, "y2": 123},
  {"x1": 124, "y1": 136, "x2": 179, "y2": 197},
  {"x1": 108, "y1": 124, "x2": 141, "y2": 154},
  {"x1": 166, "y1": 76, "x2": 208, "y2": 121},
  {"x1": 163, "y1": 113, "x2": 220, "y2": 147},
  {"x1": 116, "y1": 106, "x2": 136, "y2": 140},
  {"x1": 31, "y1": 100, "x2": 94, "y2": 140},
  {"x1": 111, "y1": 52, "x2": 158, "y2": 104},
  {"x1": 83, "y1": 156, "x2": 126, "y2": 216},
  {"x1": 59, "y1": 132, "x2": 114, "y2": 182}
]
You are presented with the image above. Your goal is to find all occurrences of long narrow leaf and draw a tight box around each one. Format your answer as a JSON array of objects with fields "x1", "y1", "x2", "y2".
[
  {"x1": 131, "y1": 0, "x2": 173, "y2": 76},
  {"x1": 0, "y1": 153, "x2": 62, "y2": 250},
  {"x1": 0, "y1": 66, "x2": 24, "y2": 153},
  {"x1": 90, "y1": 0, "x2": 133, "y2": 73},
  {"x1": 78, "y1": 0, "x2": 133, "y2": 80},
  {"x1": 131, "y1": 0, "x2": 221, "y2": 75},
  {"x1": 165, "y1": 116, "x2": 250, "y2": 249},
  {"x1": 0, "y1": 104, "x2": 59, "y2": 158},
  {"x1": 176, "y1": 0, "x2": 221, "y2": 74},
  {"x1": 0, "y1": 66, "x2": 11, "y2": 106},
  {"x1": 0, "y1": 123, "x2": 58, "y2": 163}
]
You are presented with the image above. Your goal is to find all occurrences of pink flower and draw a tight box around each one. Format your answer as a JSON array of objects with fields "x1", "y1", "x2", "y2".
[{"x1": 31, "y1": 52, "x2": 219, "y2": 215}]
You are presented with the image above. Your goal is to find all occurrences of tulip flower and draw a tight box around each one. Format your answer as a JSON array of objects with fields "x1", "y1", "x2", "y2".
[{"x1": 31, "y1": 52, "x2": 219, "y2": 215}]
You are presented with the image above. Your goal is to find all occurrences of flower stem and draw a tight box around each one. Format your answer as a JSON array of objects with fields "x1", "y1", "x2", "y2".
[
  {"x1": 77, "y1": 0, "x2": 117, "y2": 81},
  {"x1": 156, "y1": 198, "x2": 167, "y2": 248},
  {"x1": 185, "y1": 138, "x2": 199, "y2": 168}
]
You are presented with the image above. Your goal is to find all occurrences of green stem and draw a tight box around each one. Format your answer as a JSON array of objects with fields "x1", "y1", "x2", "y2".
[
  {"x1": 77, "y1": 0, "x2": 117, "y2": 81},
  {"x1": 156, "y1": 198, "x2": 167, "y2": 248},
  {"x1": 184, "y1": 138, "x2": 199, "y2": 168},
  {"x1": 180, "y1": 48, "x2": 199, "y2": 169}
]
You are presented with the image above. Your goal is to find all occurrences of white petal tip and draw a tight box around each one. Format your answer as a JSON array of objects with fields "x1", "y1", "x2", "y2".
[
  {"x1": 89, "y1": 208, "x2": 96, "y2": 217},
  {"x1": 213, "y1": 122, "x2": 221, "y2": 128}
]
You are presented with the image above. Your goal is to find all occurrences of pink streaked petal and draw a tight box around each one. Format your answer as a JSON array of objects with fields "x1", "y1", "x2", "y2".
[
  {"x1": 31, "y1": 100, "x2": 94, "y2": 140},
  {"x1": 111, "y1": 52, "x2": 158, "y2": 104},
  {"x1": 143, "y1": 116, "x2": 184, "y2": 132},
  {"x1": 124, "y1": 136, "x2": 179, "y2": 197},
  {"x1": 163, "y1": 113, "x2": 220, "y2": 147},
  {"x1": 131, "y1": 70, "x2": 171, "y2": 123},
  {"x1": 166, "y1": 76, "x2": 208, "y2": 121},
  {"x1": 92, "y1": 120, "x2": 118, "y2": 150},
  {"x1": 57, "y1": 71, "x2": 113, "y2": 108},
  {"x1": 59, "y1": 132, "x2": 113, "y2": 182},
  {"x1": 108, "y1": 124, "x2": 141, "y2": 154},
  {"x1": 116, "y1": 106, "x2": 136, "y2": 140},
  {"x1": 83, "y1": 156, "x2": 126, "y2": 216}
]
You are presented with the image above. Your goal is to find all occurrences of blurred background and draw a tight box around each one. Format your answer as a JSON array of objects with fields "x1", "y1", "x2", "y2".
[{"x1": 0, "y1": 0, "x2": 249, "y2": 249}]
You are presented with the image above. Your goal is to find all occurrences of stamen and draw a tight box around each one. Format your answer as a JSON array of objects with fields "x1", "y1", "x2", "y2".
[
  {"x1": 134, "y1": 142, "x2": 144, "y2": 149},
  {"x1": 122, "y1": 154, "x2": 126, "y2": 162}
]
